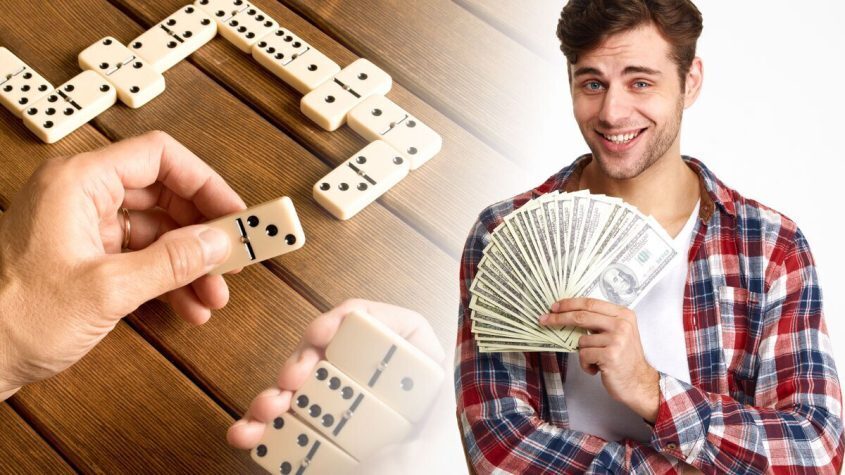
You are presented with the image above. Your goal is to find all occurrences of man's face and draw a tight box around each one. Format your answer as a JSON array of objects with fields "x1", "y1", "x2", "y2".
[{"x1": 570, "y1": 24, "x2": 691, "y2": 180}]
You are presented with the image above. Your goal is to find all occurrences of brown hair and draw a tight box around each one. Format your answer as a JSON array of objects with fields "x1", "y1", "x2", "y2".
[{"x1": 556, "y1": 0, "x2": 703, "y2": 84}]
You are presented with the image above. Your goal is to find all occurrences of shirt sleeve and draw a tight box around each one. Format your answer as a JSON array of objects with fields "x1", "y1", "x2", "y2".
[
  {"x1": 454, "y1": 217, "x2": 687, "y2": 474},
  {"x1": 649, "y1": 228, "x2": 844, "y2": 473}
]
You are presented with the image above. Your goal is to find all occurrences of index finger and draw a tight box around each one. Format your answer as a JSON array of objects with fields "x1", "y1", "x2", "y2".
[
  {"x1": 77, "y1": 130, "x2": 246, "y2": 219},
  {"x1": 551, "y1": 297, "x2": 628, "y2": 317}
]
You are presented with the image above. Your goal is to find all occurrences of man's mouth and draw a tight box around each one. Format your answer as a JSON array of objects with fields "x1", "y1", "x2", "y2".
[{"x1": 597, "y1": 128, "x2": 647, "y2": 145}]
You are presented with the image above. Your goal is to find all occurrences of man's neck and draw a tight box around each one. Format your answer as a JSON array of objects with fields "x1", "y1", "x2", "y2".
[{"x1": 579, "y1": 153, "x2": 700, "y2": 237}]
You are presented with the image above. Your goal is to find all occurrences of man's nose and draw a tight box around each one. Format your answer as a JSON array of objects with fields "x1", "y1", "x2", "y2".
[{"x1": 598, "y1": 85, "x2": 632, "y2": 128}]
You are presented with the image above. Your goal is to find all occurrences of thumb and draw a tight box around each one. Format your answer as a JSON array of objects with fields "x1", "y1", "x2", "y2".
[{"x1": 111, "y1": 225, "x2": 231, "y2": 305}]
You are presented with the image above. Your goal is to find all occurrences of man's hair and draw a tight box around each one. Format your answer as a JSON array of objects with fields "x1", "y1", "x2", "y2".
[{"x1": 556, "y1": 0, "x2": 703, "y2": 85}]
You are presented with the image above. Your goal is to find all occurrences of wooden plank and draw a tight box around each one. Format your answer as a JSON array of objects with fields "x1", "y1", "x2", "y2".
[
  {"x1": 0, "y1": 0, "x2": 457, "y2": 341},
  {"x1": 0, "y1": 398, "x2": 76, "y2": 472},
  {"x1": 277, "y1": 0, "x2": 568, "y2": 167},
  {"x1": 109, "y1": 0, "x2": 532, "y2": 257},
  {"x1": 9, "y1": 324, "x2": 257, "y2": 473},
  {"x1": 454, "y1": 0, "x2": 566, "y2": 60}
]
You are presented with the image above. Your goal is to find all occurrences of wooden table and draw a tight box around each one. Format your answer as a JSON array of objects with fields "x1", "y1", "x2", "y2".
[{"x1": 0, "y1": 0, "x2": 560, "y2": 472}]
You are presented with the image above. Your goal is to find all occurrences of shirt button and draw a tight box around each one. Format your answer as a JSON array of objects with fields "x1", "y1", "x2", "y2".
[{"x1": 667, "y1": 443, "x2": 678, "y2": 450}]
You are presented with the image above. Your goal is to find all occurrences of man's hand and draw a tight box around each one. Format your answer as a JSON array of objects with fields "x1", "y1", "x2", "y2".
[
  {"x1": 227, "y1": 299, "x2": 451, "y2": 473},
  {"x1": 540, "y1": 297, "x2": 660, "y2": 423},
  {"x1": 0, "y1": 131, "x2": 246, "y2": 400}
]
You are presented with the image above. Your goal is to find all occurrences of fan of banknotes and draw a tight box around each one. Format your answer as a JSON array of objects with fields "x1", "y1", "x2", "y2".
[{"x1": 470, "y1": 191, "x2": 678, "y2": 353}]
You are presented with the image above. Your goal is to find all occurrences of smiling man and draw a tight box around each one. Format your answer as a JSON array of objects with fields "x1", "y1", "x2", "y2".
[{"x1": 455, "y1": 0, "x2": 843, "y2": 473}]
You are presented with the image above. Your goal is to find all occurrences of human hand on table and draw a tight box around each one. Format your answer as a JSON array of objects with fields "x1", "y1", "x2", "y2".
[
  {"x1": 227, "y1": 299, "x2": 454, "y2": 474},
  {"x1": 0, "y1": 131, "x2": 246, "y2": 400}
]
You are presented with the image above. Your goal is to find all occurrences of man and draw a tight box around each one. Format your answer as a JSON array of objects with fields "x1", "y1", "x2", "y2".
[{"x1": 455, "y1": 0, "x2": 844, "y2": 473}]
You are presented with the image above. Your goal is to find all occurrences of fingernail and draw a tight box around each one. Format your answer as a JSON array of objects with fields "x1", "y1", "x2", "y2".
[
  {"x1": 198, "y1": 227, "x2": 230, "y2": 265},
  {"x1": 258, "y1": 388, "x2": 282, "y2": 398}
]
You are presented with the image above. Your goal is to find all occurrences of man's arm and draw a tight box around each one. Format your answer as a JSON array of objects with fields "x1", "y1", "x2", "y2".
[
  {"x1": 648, "y1": 229, "x2": 843, "y2": 473},
  {"x1": 454, "y1": 218, "x2": 685, "y2": 474}
]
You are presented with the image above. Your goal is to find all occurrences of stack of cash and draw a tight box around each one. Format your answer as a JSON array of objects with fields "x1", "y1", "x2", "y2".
[{"x1": 470, "y1": 191, "x2": 678, "y2": 353}]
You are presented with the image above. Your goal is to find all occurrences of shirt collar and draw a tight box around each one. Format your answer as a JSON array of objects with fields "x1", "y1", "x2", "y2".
[{"x1": 551, "y1": 154, "x2": 736, "y2": 222}]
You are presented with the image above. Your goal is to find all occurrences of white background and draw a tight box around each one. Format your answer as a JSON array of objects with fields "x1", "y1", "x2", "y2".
[{"x1": 528, "y1": 0, "x2": 845, "y2": 370}]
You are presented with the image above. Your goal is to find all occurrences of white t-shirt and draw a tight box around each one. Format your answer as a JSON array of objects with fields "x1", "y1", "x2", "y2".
[{"x1": 563, "y1": 200, "x2": 700, "y2": 443}]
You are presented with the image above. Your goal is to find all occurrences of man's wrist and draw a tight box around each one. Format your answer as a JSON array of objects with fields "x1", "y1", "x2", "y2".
[{"x1": 626, "y1": 366, "x2": 661, "y2": 423}]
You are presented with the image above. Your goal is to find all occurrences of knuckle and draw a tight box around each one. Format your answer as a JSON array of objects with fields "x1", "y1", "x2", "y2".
[
  {"x1": 573, "y1": 311, "x2": 587, "y2": 326},
  {"x1": 163, "y1": 238, "x2": 202, "y2": 285},
  {"x1": 144, "y1": 129, "x2": 173, "y2": 146}
]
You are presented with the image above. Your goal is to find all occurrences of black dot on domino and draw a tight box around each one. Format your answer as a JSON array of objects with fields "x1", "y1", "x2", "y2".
[
  {"x1": 46, "y1": 108, "x2": 55, "y2": 115},
  {"x1": 309, "y1": 404, "x2": 321, "y2": 417},
  {"x1": 201, "y1": 19, "x2": 211, "y2": 26},
  {"x1": 247, "y1": 215, "x2": 259, "y2": 227},
  {"x1": 358, "y1": 73, "x2": 368, "y2": 80},
  {"x1": 18, "y1": 97, "x2": 27, "y2": 105},
  {"x1": 99, "y1": 62, "x2": 109, "y2": 70},
  {"x1": 133, "y1": 62, "x2": 143, "y2": 69},
  {"x1": 132, "y1": 41, "x2": 143, "y2": 49},
  {"x1": 2, "y1": 85, "x2": 11, "y2": 92},
  {"x1": 316, "y1": 368, "x2": 328, "y2": 380},
  {"x1": 256, "y1": 444, "x2": 267, "y2": 457},
  {"x1": 273, "y1": 417, "x2": 284, "y2": 429},
  {"x1": 168, "y1": 41, "x2": 178, "y2": 49},
  {"x1": 64, "y1": 108, "x2": 74, "y2": 116},
  {"x1": 186, "y1": 6, "x2": 195, "y2": 13},
  {"x1": 401, "y1": 377, "x2": 414, "y2": 391},
  {"x1": 48, "y1": 95, "x2": 58, "y2": 103},
  {"x1": 338, "y1": 183, "x2": 349, "y2": 191},
  {"x1": 103, "y1": 38, "x2": 113, "y2": 45},
  {"x1": 308, "y1": 64, "x2": 317, "y2": 71},
  {"x1": 44, "y1": 121, "x2": 53, "y2": 129},
  {"x1": 184, "y1": 31, "x2": 193, "y2": 38},
  {"x1": 407, "y1": 147, "x2": 418, "y2": 155},
  {"x1": 296, "y1": 434, "x2": 308, "y2": 447},
  {"x1": 319, "y1": 182, "x2": 330, "y2": 191},
  {"x1": 265, "y1": 225, "x2": 278, "y2": 237},
  {"x1": 281, "y1": 462, "x2": 292, "y2": 474},
  {"x1": 357, "y1": 183, "x2": 368, "y2": 191},
  {"x1": 38, "y1": 85, "x2": 48, "y2": 92},
  {"x1": 322, "y1": 414, "x2": 334, "y2": 427},
  {"x1": 325, "y1": 95, "x2": 335, "y2": 103},
  {"x1": 64, "y1": 84, "x2": 75, "y2": 92},
  {"x1": 371, "y1": 108, "x2": 382, "y2": 117},
  {"x1": 329, "y1": 377, "x2": 341, "y2": 390},
  {"x1": 393, "y1": 156, "x2": 404, "y2": 165},
  {"x1": 130, "y1": 86, "x2": 140, "y2": 94},
  {"x1": 285, "y1": 234, "x2": 296, "y2": 245},
  {"x1": 296, "y1": 395, "x2": 308, "y2": 408},
  {"x1": 26, "y1": 108, "x2": 37, "y2": 115},
  {"x1": 407, "y1": 120, "x2": 417, "y2": 128},
  {"x1": 23, "y1": 72, "x2": 32, "y2": 79},
  {"x1": 356, "y1": 156, "x2": 367, "y2": 165},
  {"x1": 100, "y1": 85, "x2": 111, "y2": 92},
  {"x1": 341, "y1": 387, "x2": 354, "y2": 400}
]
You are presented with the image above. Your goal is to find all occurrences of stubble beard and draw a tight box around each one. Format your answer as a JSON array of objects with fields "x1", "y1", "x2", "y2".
[{"x1": 585, "y1": 97, "x2": 685, "y2": 181}]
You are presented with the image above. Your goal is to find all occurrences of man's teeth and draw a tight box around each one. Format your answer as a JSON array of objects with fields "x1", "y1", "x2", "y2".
[{"x1": 602, "y1": 130, "x2": 641, "y2": 144}]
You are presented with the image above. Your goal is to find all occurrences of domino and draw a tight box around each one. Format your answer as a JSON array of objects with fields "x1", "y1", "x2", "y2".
[
  {"x1": 22, "y1": 70, "x2": 116, "y2": 144},
  {"x1": 325, "y1": 310, "x2": 445, "y2": 423},
  {"x1": 218, "y1": 5, "x2": 278, "y2": 53},
  {"x1": 291, "y1": 360, "x2": 412, "y2": 461},
  {"x1": 194, "y1": 0, "x2": 250, "y2": 27},
  {"x1": 301, "y1": 58, "x2": 392, "y2": 131},
  {"x1": 0, "y1": 47, "x2": 53, "y2": 118},
  {"x1": 78, "y1": 37, "x2": 165, "y2": 109},
  {"x1": 129, "y1": 5, "x2": 217, "y2": 74},
  {"x1": 251, "y1": 413, "x2": 358, "y2": 475},
  {"x1": 251, "y1": 28, "x2": 340, "y2": 94},
  {"x1": 312, "y1": 140, "x2": 409, "y2": 220},
  {"x1": 205, "y1": 197, "x2": 305, "y2": 275},
  {"x1": 347, "y1": 95, "x2": 442, "y2": 171}
]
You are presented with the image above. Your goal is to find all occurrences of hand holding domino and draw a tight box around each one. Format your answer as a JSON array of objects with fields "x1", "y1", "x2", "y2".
[{"x1": 227, "y1": 300, "x2": 446, "y2": 473}]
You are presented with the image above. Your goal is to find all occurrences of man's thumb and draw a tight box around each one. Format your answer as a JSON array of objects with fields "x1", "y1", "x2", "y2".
[{"x1": 111, "y1": 225, "x2": 230, "y2": 304}]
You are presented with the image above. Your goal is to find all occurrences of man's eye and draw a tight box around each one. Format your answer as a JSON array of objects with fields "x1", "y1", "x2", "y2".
[
  {"x1": 585, "y1": 81, "x2": 603, "y2": 91},
  {"x1": 634, "y1": 81, "x2": 650, "y2": 88}
]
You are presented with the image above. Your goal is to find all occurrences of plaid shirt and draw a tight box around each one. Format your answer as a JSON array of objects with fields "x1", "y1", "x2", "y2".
[{"x1": 455, "y1": 155, "x2": 843, "y2": 474}]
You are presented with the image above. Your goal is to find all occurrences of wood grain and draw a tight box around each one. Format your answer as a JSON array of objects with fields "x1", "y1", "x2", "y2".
[
  {"x1": 9, "y1": 324, "x2": 258, "y2": 473},
  {"x1": 278, "y1": 0, "x2": 567, "y2": 166},
  {"x1": 0, "y1": 403, "x2": 75, "y2": 473},
  {"x1": 454, "y1": 0, "x2": 566, "y2": 60},
  {"x1": 109, "y1": 0, "x2": 532, "y2": 257}
]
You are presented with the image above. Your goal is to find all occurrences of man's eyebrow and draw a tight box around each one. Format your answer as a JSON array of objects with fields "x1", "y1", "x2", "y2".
[{"x1": 572, "y1": 65, "x2": 663, "y2": 77}]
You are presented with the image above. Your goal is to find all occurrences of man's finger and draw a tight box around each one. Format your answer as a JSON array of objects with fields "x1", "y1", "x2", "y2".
[
  {"x1": 76, "y1": 131, "x2": 246, "y2": 220},
  {"x1": 105, "y1": 224, "x2": 231, "y2": 313},
  {"x1": 539, "y1": 310, "x2": 616, "y2": 332},
  {"x1": 550, "y1": 297, "x2": 628, "y2": 316}
]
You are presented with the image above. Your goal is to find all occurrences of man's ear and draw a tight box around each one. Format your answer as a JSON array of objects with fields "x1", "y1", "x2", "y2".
[{"x1": 684, "y1": 57, "x2": 703, "y2": 108}]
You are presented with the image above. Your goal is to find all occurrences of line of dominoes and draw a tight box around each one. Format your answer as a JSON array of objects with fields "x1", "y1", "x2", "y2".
[
  {"x1": 251, "y1": 310, "x2": 445, "y2": 474},
  {"x1": 0, "y1": 1, "x2": 443, "y2": 220}
]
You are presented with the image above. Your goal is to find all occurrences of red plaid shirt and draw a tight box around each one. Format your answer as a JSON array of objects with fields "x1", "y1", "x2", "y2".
[{"x1": 455, "y1": 156, "x2": 843, "y2": 474}]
